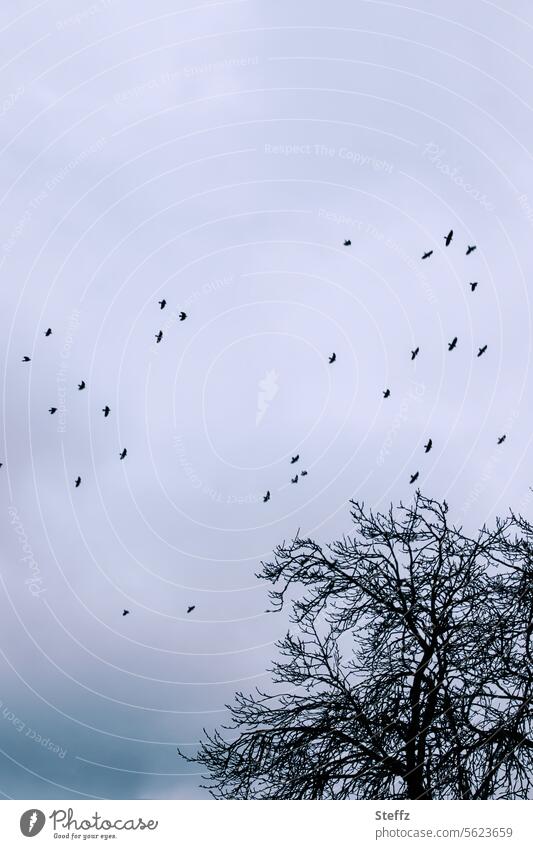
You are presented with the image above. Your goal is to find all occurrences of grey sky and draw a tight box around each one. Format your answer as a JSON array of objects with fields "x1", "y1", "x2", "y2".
[{"x1": 1, "y1": 0, "x2": 533, "y2": 798}]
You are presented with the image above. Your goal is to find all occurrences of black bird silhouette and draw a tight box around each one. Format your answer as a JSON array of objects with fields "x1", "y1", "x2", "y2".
[
  {"x1": 122, "y1": 609, "x2": 130, "y2": 616},
  {"x1": 344, "y1": 239, "x2": 351, "y2": 246},
  {"x1": 159, "y1": 299, "x2": 166, "y2": 310},
  {"x1": 410, "y1": 472, "x2": 420, "y2": 484},
  {"x1": 120, "y1": 449, "x2": 127, "y2": 460},
  {"x1": 75, "y1": 476, "x2": 81, "y2": 488},
  {"x1": 444, "y1": 229, "x2": 453, "y2": 246},
  {"x1": 477, "y1": 345, "x2": 487, "y2": 357},
  {"x1": 263, "y1": 490, "x2": 270, "y2": 503},
  {"x1": 290, "y1": 455, "x2": 299, "y2": 464},
  {"x1": 179, "y1": 312, "x2": 187, "y2": 321},
  {"x1": 443, "y1": 499, "x2": 448, "y2": 512},
  {"x1": 301, "y1": 470, "x2": 308, "y2": 476},
  {"x1": 49, "y1": 407, "x2": 57, "y2": 415},
  {"x1": 329, "y1": 353, "x2": 336, "y2": 364},
  {"x1": 102, "y1": 405, "x2": 110, "y2": 417},
  {"x1": 411, "y1": 347, "x2": 420, "y2": 361},
  {"x1": 448, "y1": 337, "x2": 458, "y2": 351},
  {"x1": 187, "y1": 605, "x2": 196, "y2": 614},
  {"x1": 44, "y1": 328, "x2": 52, "y2": 337},
  {"x1": 0, "y1": 463, "x2": 3, "y2": 469},
  {"x1": 470, "y1": 281, "x2": 479, "y2": 292},
  {"x1": 497, "y1": 434, "x2": 507, "y2": 445},
  {"x1": 22, "y1": 356, "x2": 31, "y2": 362},
  {"x1": 78, "y1": 380, "x2": 85, "y2": 390},
  {"x1": 155, "y1": 330, "x2": 163, "y2": 343},
  {"x1": 424, "y1": 438, "x2": 433, "y2": 453},
  {"x1": 422, "y1": 250, "x2": 433, "y2": 259},
  {"x1": 291, "y1": 475, "x2": 299, "y2": 484},
  {"x1": 466, "y1": 245, "x2": 477, "y2": 255},
  {"x1": 383, "y1": 388, "x2": 391, "y2": 398}
]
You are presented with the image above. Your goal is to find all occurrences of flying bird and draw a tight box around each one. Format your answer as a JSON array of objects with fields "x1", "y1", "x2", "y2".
[
  {"x1": 470, "y1": 281, "x2": 479, "y2": 292},
  {"x1": 22, "y1": 356, "x2": 31, "y2": 362},
  {"x1": 411, "y1": 347, "x2": 420, "y2": 361},
  {"x1": 466, "y1": 245, "x2": 477, "y2": 255},
  {"x1": 477, "y1": 345, "x2": 487, "y2": 357},
  {"x1": 263, "y1": 490, "x2": 270, "y2": 503},
  {"x1": 344, "y1": 239, "x2": 351, "y2": 246},
  {"x1": 48, "y1": 407, "x2": 57, "y2": 415},
  {"x1": 291, "y1": 475, "x2": 299, "y2": 484},
  {"x1": 179, "y1": 312, "x2": 187, "y2": 321},
  {"x1": 448, "y1": 337, "x2": 458, "y2": 351},
  {"x1": 422, "y1": 250, "x2": 433, "y2": 260},
  {"x1": 383, "y1": 388, "x2": 391, "y2": 399},
  {"x1": 329, "y1": 353, "x2": 336, "y2": 364},
  {"x1": 187, "y1": 605, "x2": 196, "y2": 614},
  {"x1": 155, "y1": 330, "x2": 163, "y2": 343},
  {"x1": 44, "y1": 328, "x2": 52, "y2": 337},
  {"x1": 122, "y1": 609, "x2": 130, "y2": 616},
  {"x1": 78, "y1": 380, "x2": 85, "y2": 390},
  {"x1": 75, "y1": 476, "x2": 81, "y2": 488},
  {"x1": 158, "y1": 299, "x2": 166, "y2": 310},
  {"x1": 410, "y1": 472, "x2": 419, "y2": 484},
  {"x1": 424, "y1": 439, "x2": 433, "y2": 453},
  {"x1": 444, "y1": 229, "x2": 453, "y2": 246},
  {"x1": 102, "y1": 405, "x2": 110, "y2": 417},
  {"x1": 120, "y1": 449, "x2": 127, "y2": 460},
  {"x1": 301, "y1": 470, "x2": 308, "y2": 476},
  {"x1": 497, "y1": 434, "x2": 507, "y2": 445},
  {"x1": 290, "y1": 455, "x2": 299, "y2": 464}
]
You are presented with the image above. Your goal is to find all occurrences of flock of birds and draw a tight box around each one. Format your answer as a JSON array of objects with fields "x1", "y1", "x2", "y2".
[
  {"x1": 9, "y1": 228, "x2": 504, "y2": 614},
  {"x1": 261, "y1": 229, "x2": 502, "y2": 503},
  {"x1": 15, "y1": 299, "x2": 194, "y2": 618}
]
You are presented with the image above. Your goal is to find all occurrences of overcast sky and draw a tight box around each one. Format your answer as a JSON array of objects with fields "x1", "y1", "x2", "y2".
[{"x1": 1, "y1": 0, "x2": 533, "y2": 799}]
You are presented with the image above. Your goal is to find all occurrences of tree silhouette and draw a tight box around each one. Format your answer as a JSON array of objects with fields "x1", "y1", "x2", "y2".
[{"x1": 185, "y1": 494, "x2": 533, "y2": 799}]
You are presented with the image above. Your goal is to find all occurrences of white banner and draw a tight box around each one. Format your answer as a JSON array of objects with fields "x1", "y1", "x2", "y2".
[{"x1": 0, "y1": 800, "x2": 531, "y2": 847}]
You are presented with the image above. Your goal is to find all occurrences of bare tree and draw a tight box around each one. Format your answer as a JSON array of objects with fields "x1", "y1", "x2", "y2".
[{"x1": 185, "y1": 494, "x2": 533, "y2": 799}]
